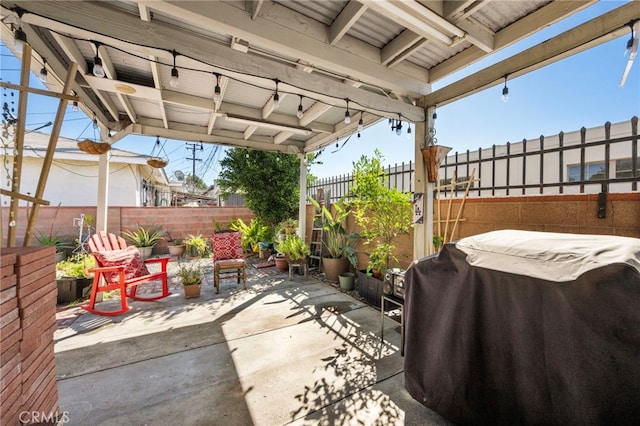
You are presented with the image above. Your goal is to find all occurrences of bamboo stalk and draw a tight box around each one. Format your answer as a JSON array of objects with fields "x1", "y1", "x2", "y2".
[
  {"x1": 24, "y1": 62, "x2": 78, "y2": 246},
  {"x1": 443, "y1": 171, "x2": 456, "y2": 243},
  {"x1": 450, "y1": 169, "x2": 476, "y2": 240},
  {"x1": 6, "y1": 46, "x2": 31, "y2": 247}
]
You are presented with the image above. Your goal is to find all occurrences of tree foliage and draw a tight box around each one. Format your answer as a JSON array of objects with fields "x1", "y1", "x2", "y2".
[
  {"x1": 350, "y1": 149, "x2": 413, "y2": 273},
  {"x1": 218, "y1": 149, "x2": 300, "y2": 225},
  {"x1": 185, "y1": 174, "x2": 207, "y2": 190}
]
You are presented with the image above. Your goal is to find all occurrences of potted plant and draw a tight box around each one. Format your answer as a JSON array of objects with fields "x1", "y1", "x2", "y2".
[
  {"x1": 184, "y1": 233, "x2": 209, "y2": 258},
  {"x1": 276, "y1": 218, "x2": 298, "y2": 241},
  {"x1": 276, "y1": 234, "x2": 310, "y2": 263},
  {"x1": 177, "y1": 260, "x2": 204, "y2": 298},
  {"x1": 122, "y1": 225, "x2": 165, "y2": 259},
  {"x1": 37, "y1": 231, "x2": 70, "y2": 263},
  {"x1": 308, "y1": 196, "x2": 360, "y2": 283},
  {"x1": 229, "y1": 218, "x2": 272, "y2": 254},
  {"x1": 56, "y1": 253, "x2": 96, "y2": 303},
  {"x1": 338, "y1": 272, "x2": 356, "y2": 291},
  {"x1": 258, "y1": 241, "x2": 272, "y2": 260},
  {"x1": 164, "y1": 232, "x2": 185, "y2": 258}
]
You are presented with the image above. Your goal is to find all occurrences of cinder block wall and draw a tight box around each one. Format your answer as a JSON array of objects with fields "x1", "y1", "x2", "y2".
[
  {"x1": 1, "y1": 247, "x2": 59, "y2": 426},
  {"x1": 306, "y1": 193, "x2": 640, "y2": 270},
  {"x1": 447, "y1": 193, "x2": 640, "y2": 239},
  {"x1": 1, "y1": 206, "x2": 255, "y2": 248}
]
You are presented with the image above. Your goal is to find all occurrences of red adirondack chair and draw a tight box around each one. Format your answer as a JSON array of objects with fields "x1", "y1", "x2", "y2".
[{"x1": 82, "y1": 231, "x2": 171, "y2": 316}]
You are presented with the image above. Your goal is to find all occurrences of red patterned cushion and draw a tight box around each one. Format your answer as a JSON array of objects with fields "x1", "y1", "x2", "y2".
[
  {"x1": 93, "y1": 246, "x2": 150, "y2": 284},
  {"x1": 212, "y1": 231, "x2": 244, "y2": 260}
]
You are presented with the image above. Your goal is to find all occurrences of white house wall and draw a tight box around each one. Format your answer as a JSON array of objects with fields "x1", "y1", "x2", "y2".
[
  {"x1": 14, "y1": 157, "x2": 143, "y2": 206},
  {"x1": 440, "y1": 120, "x2": 637, "y2": 196}
]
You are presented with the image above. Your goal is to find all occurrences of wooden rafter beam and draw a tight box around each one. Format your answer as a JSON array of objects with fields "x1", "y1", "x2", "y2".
[
  {"x1": 430, "y1": 0, "x2": 598, "y2": 82},
  {"x1": 9, "y1": 0, "x2": 424, "y2": 121},
  {"x1": 424, "y1": 1, "x2": 639, "y2": 107}
]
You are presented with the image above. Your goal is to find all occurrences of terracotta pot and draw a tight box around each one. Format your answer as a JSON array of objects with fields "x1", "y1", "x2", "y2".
[
  {"x1": 274, "y1": 256, "x2": 289, "y2": 272},
  {"x1": 183, "y1": 284, "x2": 202, "y2": 299},
  {"x1": 322, "y1": 257, "x2": 350, "y2": 283},
  {"x1": 260, "y1": 249, "x2": 272, "y2": 260}
]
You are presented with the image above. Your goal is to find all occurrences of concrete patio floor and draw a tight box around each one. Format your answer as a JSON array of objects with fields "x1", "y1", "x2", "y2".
[{"x1": 54, "y1": 260, "x2": 450, "y2": 425}]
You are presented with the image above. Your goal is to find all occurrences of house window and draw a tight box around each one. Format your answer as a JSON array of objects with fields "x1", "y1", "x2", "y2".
[
  {"x1": 615, "y1": 158, "x2": 640, "y2": 178},
  {"x1": 567, "y1": 162, "x2": 605, "y2": 182}
]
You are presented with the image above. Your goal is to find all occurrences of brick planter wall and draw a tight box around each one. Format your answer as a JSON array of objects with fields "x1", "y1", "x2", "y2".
[{"x1": 1, "y1": 247, "x2": 59, "y2": 426}]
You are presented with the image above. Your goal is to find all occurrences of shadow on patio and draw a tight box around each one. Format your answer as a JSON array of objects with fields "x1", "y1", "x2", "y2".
[{"x1": 54, "y1": 260, "x2": 449, "y2": 425}]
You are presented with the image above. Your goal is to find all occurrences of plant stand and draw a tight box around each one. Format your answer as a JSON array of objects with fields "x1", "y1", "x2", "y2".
[{"x1": 288, "y1": 261, "x2": 307, "y2": 280}]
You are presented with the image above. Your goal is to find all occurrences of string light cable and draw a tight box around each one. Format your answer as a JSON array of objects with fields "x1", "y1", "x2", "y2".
[{"x1": 4, "y1": 6, "x2": 419, "y2": 120}]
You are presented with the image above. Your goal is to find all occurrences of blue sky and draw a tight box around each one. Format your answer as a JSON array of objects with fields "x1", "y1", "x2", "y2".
[{"x1": 2, "y1": 1, "x2": 638, "y2": 182}]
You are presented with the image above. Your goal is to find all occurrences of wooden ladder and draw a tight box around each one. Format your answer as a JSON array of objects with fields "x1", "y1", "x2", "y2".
[{"x1": 308, "y1": 189, "x2": 327, "y2": 272}]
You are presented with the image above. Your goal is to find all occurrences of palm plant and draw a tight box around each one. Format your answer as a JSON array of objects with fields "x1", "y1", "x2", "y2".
[
  {"x1": 122, "y1": 225, "x2": 165, "y2": 247},
  {"x1": 229, "y1": 218, "x2": 272, "y2": 253},
  {"x1": 184, "y1": 233, "x2": 210, "y2": 258}
]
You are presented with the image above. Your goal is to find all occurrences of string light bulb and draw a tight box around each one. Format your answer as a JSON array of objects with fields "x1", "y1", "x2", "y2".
[
  {"x1": 358, "y1": 111, "x2": 364, "y2": 132},
  {"x1": 407, "y1": 124, "x2": 412, "y2": 140},
  {"x1": 624, "y1": 23, "x2": 635, "y2": 57},
  {"x1": 72, "y1": 101, "x2": 79, "y2": 112},
  {"x1": 502, "y1": 75, "x2": 509, "y2": 102},
  {"x1": 12, "y1": 8, "x2": 27, "y2": 55},
  {"x1": 170, "y1": 49, "x2": 179, "y2": 88},
  {"x1": 38, "y1": 58, "x2": 48, "y2": 84},
  {"x1": 213, "y1": 73, "x2": 222, "y2": 104},
  {"x1": 432, "y1": 105, "x2": 437, "y2": 121},
  {"x1": 92, "y1": 42, "x2": 105, "y2": 78},
  {"x1": 14, "y1": 27, "x2": 27, "y2": 55},
  {"x1": 297, "y1": 95, "x2": 304, "y2": 119},
  {"x1": 344, "y1": 99, "x2": 351, "y2": 124},
  {"x1": 395, "y1": 114, "x2": 402, "y2": 136},
  {"x1": 273, "y1": 79, "x2": 280, "y2": 109}
]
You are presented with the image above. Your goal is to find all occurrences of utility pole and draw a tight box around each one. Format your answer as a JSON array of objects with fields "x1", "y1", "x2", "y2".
[{"x1": 186, "y1": 142, "x2": 203, "y2": 192}]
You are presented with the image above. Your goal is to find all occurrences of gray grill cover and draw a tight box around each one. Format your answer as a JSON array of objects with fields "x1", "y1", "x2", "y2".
[{"x1": 404, "y1": 230, "x2": 640, "y2": 425}]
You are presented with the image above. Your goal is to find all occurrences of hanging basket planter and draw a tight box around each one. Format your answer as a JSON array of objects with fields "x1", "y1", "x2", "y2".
[
  {"x1": 421, "y1": 145, "x2": 452, "y2": 183},
  {"x1": 146, "y1": 136, "x2": 169, "y2": 169},
  {"x1": 77, "y1": 139, "x2": 111, "y2": 155},
  {"x1": 147, "y1": 157, "x2": 168, "y2": 168}
]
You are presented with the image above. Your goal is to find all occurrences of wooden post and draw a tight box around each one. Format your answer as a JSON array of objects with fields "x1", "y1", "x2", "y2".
[
  {"x1": 297, "y1": 153, "x2": 307, "y2": 240},
  {"x1": 413, "y1": 113, "x2": 427, "y2": 259},
  {"x1": 6, "y1": 45, "x2": 31, "y2": 247},
  {"x1": 23, "y1": 62, "x2": 78, "y2": 246}
]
